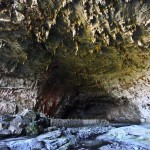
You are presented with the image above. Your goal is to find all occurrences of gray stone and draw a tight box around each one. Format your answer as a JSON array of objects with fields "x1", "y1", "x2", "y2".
[
  {"x1": 8, "y1": 125, "x2": 16, "y2": 134},
  {"x1": 37, "y1": 130, "x2": 62, "y2": 141},
  {"x1": 29, "y1": 139, "x2": 45, "y2": 149},
  {"x1": 0, "y1": 129, "x2": 11, "y2": 139},
  {"x1": 10, "y1": 116, "x2": 28, "y2": 128},
  {"x1": 0, "y1": 124, "x2": 150, "y2": 150},
  {"x1": 14, "y1": 128, "x2": 25, "y2": 136},
  {"x1": 0, "y1": 121, "x2": 9, "y2": 130},
  {"x1": 107, "y1": 105, "x2": 141, "y2": 124},
  {"x1": 55, "y1": 138, "x2": 68, "y2": 147},
  {"x1": 0, "y1": 144, "x2": 10, "y2": 150},
  {"x1": 45, "y1": 126, "x2": 57, "y2": 132},
  {"x1": 77, "y1": 126, "x2": 112, "y2": 139},
  {"x1": 20, "y1": 109, "x2": 37, "y2": 121},
  {"x1": 57, "y1": 143, "x2": 71, "y2": 150},
  {"x1": 7, "y1": 140, "x2": 30, "y2": 150},
  {"x1": 0, "y1": 102, "x2": 16, "y2": 115},
  {"x1": 0, "y1": 115, "x2": 15, "y2": 122},
  {"x1": 8, "y1": 127, "x2": 25, "y2": 136},
  {"x1": 39, "y1": 112, "x2": 47, "y2": 118},
  {"x1": 43, "y1": 140, "x2": 55, "y2": 150},
  {"x1": 41, "y1": 148, "x2": 48, "y2": 150},
  {"x1": 0, "y1": 0, "x2": 149, "y2": 125},
  {"x1": 96, "y1": 125, "x2": 150, "y2": 149},
  {"x1": 99, "y1": 143, "x2": 149, "y2": 150}
]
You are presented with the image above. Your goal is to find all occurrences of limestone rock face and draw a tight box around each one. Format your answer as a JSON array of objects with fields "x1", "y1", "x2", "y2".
[{"x1": 0, "y1": 0, "x2": 150, "y2": 123}]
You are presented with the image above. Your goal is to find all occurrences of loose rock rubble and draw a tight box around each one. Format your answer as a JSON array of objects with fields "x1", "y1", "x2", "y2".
[
  {"x1": 0, "y1": 110, "x2": 150, "y2": 150},
  {"x1": 0, "y1": 109, "x2": 49, "y2": 139}
]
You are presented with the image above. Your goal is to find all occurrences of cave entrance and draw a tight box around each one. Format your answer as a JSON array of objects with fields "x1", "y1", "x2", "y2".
[{"x1": 62, "y1": 95, "x2": 117, "y2": 120}]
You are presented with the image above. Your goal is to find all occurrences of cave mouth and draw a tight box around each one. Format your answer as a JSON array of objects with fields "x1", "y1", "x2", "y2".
[
  {"x1": 33, "y1": 56, "x2": 143, "y2": 124},
  {"x1": 59, "y1": 93, "x2": 141, "y2": 124},
  {"x1": 35, "y1": 58, "x2": 141, "y2": 124},
  {"x1": 62, "y1": 95, "x2": 117, "y2": 120},
  {"x1": 36, "y1": 84, "x2": 141, "y2": 124},
  {"x1": 36, "y1": 77, "x2": 119, "y2": 121}
]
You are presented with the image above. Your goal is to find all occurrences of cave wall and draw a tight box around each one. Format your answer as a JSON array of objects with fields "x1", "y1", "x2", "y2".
[{"x1": 0, "y1": 0, "x2": 149, "y2": 123}]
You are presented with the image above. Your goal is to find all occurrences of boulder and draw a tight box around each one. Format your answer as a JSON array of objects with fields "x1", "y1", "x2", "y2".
[
  {"x1": 10, "y1": 116, "x2": 28, "y2": 128},
  {"x1": 20, "y1": 109, "x2": 37, "y2": 122},
  {"x1": 0, "y1": 129, "x2": 11, "y2": 139},
  {"x1": 0, "y1": 102, "x2": 16, "y2": 115},
  {"x1": 0, "y1": 115, "x2": 15, "y2": 122},
  {"x1": 28, "y1": 139, "x2": 45, "y2": 149},
  {"x1": 0, "y1": 144, "x2": 10, "y2": 150},
  {"x1": 0, "y1": 121, "x2": 9, "y2": 130}
]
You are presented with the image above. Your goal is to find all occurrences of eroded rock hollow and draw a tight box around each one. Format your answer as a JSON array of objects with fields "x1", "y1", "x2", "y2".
[{"x1": 0, "y1": 0, "x2": 150, "y2": 123}]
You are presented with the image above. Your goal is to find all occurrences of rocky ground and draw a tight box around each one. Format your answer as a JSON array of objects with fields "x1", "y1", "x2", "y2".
[{"x1": 0, "y1": 110, "x2": 150, "y2": 150}]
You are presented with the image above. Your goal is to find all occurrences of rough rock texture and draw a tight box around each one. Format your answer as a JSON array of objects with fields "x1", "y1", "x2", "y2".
[
  {"x1": 1, "y1": 124, "x2": 150, "y2": 150},
  {"x1": 0, "y1": 110, "x2": 49, "y2": 138},
  {"x1": 2, "y1": 109, "x2": 129, "y2": 140},
  {"x1": 97, "y1": 125, "x2": 150, "y2": 150},
  {"x1": 0, "y1": 0, "x2": 150, "y2": 123}
]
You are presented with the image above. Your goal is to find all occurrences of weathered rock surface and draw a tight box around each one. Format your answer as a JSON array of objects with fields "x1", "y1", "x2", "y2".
[
  {"x1": 97, "y1": 125, "x2": 150, "y2": 150},
  {"x1": 0, "y1": 1, "x2": 150, "y2": 149},
  {"x1": 0, "y1": 0, "x2": 150, "y2": 123},
  {"x1": 0, "y1": 109, "x2": 113, "y2": 139},
  {"x1": 0, "y1": 110, "x2": 49, "y2": 139},
  {"x1": 0, "y1": 110, "x2": 150, "y2": 149},
  {"x1": 1, "y1": 124, "x2": 150, "y2": 150}
]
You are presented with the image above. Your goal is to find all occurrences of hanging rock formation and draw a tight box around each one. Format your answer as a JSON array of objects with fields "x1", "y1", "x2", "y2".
[{"x1": 0, "y1": 0, "x2": 150, "y2": 123}]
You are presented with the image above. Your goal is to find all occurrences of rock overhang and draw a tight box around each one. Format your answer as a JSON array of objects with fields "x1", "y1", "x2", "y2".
[{"x1": 0, "y1": 0, "x2": 149, "y2": 123}]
